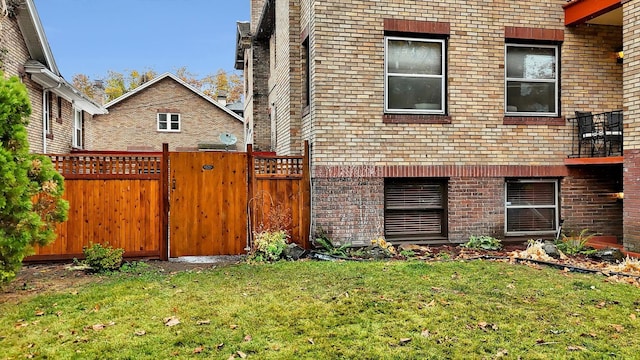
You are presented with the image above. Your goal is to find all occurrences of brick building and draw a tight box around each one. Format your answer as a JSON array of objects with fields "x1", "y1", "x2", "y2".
[
  {"x1": 0, "y1": 0, "x2": 106, "y2": 153},
  {"x1": 86, "y1": 73, "x2": 245, "y2": 151},
  {"x1": 238, "y1": 0, "x2": 637, "y2": 249}
]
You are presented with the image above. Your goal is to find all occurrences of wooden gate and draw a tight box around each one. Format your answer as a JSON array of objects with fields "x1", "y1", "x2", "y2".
[{"x1": 169, "y1": 152, "x2": 248, "y2": 257}]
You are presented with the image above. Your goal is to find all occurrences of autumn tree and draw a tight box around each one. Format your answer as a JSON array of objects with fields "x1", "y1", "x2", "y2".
[
  {"x1": 0, "y1": 73, "x2": 68, "y2": 283},
  {"x1": 73, "y1": 67, "x2": 243, "y2": 104}
]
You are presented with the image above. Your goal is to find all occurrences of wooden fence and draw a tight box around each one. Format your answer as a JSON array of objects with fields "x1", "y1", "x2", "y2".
[
  {"x1": 248, "y1": 142, "x2": 311, "y2": 249},
  {"x1": 28, "y1": 153, "x2": 165, "y2": 261},
  {"x1": 26, "y1": 143, "x2": 310, "y2": 261}
]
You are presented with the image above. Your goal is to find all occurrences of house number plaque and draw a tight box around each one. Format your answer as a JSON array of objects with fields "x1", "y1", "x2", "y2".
[{"x1": 202, "y1": 165, "x2": 214, "y2": 170}]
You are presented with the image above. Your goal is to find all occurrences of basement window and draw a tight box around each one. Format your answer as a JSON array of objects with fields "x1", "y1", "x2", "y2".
[
  {"x1": 384, "y1": 178, "x2": 448, "y2": 242},
  {"x1": 505, "y1": 179, "x2": 558, "y2": 235}
]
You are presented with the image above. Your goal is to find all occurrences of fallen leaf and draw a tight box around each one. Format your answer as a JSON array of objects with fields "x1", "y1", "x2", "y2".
[
  {"x1": 227, "y1": 355, "x2": 236, "y2": 360},
  {"x1": 506, "y1": 283, "x2": 515, "y2": 289},
  {"x1": 237, "y1": 351, "x2": 247, "y2": 358},
  {"x1": 93, "y1": 304, "x2": 100, "y2": 312},
  {"x1": 596, "y1": 301, "x2": 606, "y2": 309},
  {"x1": 230, "y1": 324, "x2": 238, "y2": 330},
  {"x1": 56, "y1": 311, "x2": 63, "y2": 317},
  {"x1": 197, "y1": 320, "x2": 211, "y2": 325},
  {"x1": 164, "y1": 316, "x2": 180, "y2": 327},
  {"x1": 611, "y1": 324, "x2": 624, "y2": 333},
  {"x1": 308, "y1": 338, "x2": 315, "y2": 345},
  {"x1": 244, "y1": 335, "x2": 252, "y2": 342},
  {"x1": 567, "y1": 345, "x2": 586, "y2": 351},
  {"x1": 35, "y1": 311, "x2": 44, "y2": 317},
  {"x1": 630, "y1": 314, "x2": 637, "y2": 321},
  {"x1": 536, "y1": 338, "x2": 545, "y2": 344},
  {"x1": 27, "y1": 343, "x2": 35, "y2": 349},
  {"x1": 193, "y1": 346, "x2": 204, "y2": 354},
  {"x1": 134, "y1": 330, "x2": 146, "y2": 336},
  {"x1": 14, "y1": 322, "x2": 28, "y2": 329},
  {"x1": 580, "y1": 333, "x2": 597, "y2": 338},
  {"x1": 426, "y1": 300, "x2": 436, "y2": 307},
  {"x1": 399, "y1": 338, "x2": 412, "y2": 345},
  {"x1": 421, "y1": 329, "x2": 431, "y2": 338},
  {"x1": 216, "y1": 343, "x2": 224, "y2": 350}
]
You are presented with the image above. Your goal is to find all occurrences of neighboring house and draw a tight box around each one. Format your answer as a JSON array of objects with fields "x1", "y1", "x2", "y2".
[
  {"x1": 85, "y1": 73, "x2": 245, "y2": 151},
  {"x1": 0, "y1": 0, "x2": 106, "y2": 153},
  {"x1": 237, "y1": 0, "x2": 638, "y2": 250}
]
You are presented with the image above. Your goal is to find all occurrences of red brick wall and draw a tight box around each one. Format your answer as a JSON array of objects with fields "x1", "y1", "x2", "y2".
[
  {"x1": 562, "y1": 165, "x2": 623, "y2": 241},
  {"x1": 448, "y1": 178, "x2": 505, "y2": 242},
  {"x1": 312, "y1": 177, "x2": 384, "y2": 245},
  {"x1": 312, "y1": 164, "x2": 622, "y2": 245}
]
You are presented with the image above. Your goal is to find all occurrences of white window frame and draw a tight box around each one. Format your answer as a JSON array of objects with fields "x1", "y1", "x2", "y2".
[
  {"x1": 43, "y1": 90, "x2": 51, "y2": 135},
  {"x1": 504, "y1": 43, "x2": 559, "y2": 117},
  {"x1": 504, "y1": 179, "x2": 559, "y2": 236},
  {"x1": 157, "y1": 113, "x2": 181, "y2": 132},
  {"x1": 384, "y1": 36, "x2": 446, "y2": 115},
  {"x1": 73, "y1": 108, "x2": 83, "y2": 148}
]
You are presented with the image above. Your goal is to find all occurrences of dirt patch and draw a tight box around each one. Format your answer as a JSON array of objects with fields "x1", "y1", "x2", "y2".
[{"x1": 0, "y1": 259, "x2": 242, "y2": 304}]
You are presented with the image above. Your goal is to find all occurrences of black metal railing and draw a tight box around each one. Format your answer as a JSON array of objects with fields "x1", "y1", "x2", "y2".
[{"x1": 568, "y1": 110, "x2": 623, "y2": 158}]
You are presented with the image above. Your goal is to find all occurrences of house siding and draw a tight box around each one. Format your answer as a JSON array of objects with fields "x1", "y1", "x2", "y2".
[
  {"x1": 250, "y1": 0, "x2": 626, "y2": 245},
  {"x1": 0, "y1": 15, "x2": 80, "y2": 154},
  {"x1": 85, "y1": 77, "x2": 244, "y2": 151}
]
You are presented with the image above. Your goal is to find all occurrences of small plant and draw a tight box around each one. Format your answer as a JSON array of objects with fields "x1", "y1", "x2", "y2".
[
  {"x1": 461, "y1": 235, "x2": 502, "y2": 251},
  {"x1": 315, "y1": 237, "x2": 351, "y2": 257},
  {"x1": 120, "y1": 261, "x2": 151, "y2": 274},
  {"x1": 250, "y1": 230, "x2": 289, "y2": 262},
  {"x1": 83, "y1": 243, "x2": 124, "y2": 273},
  {"x1": 400, "y1": 249, "x2": 416, "y2": 258},
  {"x1": 556, "y1": 228, "x2": 597, "y2": 255}
]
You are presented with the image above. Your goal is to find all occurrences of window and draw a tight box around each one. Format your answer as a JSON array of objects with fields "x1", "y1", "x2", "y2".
[
  {"x1": 157, "y1": 113, "x2": 180, "y2": 132},
  {"x1": 302, "y1": 37, "x2": 310, "y2": 109},
  {"x1": 505, "y1": 44, "x2": 558, "y2": 116},
  {"x1": 505, "y1": 179, "x2": 558, "y2": 235},
  {"x1": 73, "y1": 108, "x2": 83, "y2": 148},
  {"x1": 385, "y1": 37, "x2": 445, "y2": 114},
  {"x1": 43, "y1": 91, "x2": 52, "y2": 135},
  {"x1": 385, "y1": 179, "x2": 448, "y2": 241},
  {"x1": 57, "y1": 96, "x2": 62, "y2": 119}
]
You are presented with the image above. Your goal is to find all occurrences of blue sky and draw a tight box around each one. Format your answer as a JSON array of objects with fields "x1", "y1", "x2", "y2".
[{"x1": 34, "y1": 0, "x2": 249, "y2": 80}]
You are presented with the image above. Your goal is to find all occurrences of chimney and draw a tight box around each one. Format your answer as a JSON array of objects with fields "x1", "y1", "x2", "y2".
[
  {"x1": 92, "y1": 80, "x2": 106, "y2": 105},
  {"x1": 217, "y1": 90, "x2": 228, "y2": 107}
]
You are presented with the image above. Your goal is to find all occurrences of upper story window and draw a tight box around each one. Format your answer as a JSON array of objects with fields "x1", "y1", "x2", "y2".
[
  {"x1": 73, "y1": 108, "x2": 83, "y2": 149},
  {"x1": 157, "y1": 113, "x2": 180, "y2": 132},
  {"x1": 385, "y1": 37, "x2": 446, "y2": 115},
  {"x1": 43, "y1": 91, "x2": 52, "y2": 135},
  {"x1": 505, "y1": 44, "x2": 558, "y2": 117}
]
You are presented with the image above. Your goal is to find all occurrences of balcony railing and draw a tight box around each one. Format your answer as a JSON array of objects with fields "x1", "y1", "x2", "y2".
[{"x1": 568, "y1": 110, "x2": 623, "y2": 158}]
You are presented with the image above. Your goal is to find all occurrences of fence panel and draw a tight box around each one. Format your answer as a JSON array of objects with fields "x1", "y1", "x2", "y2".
[
  {"x1": 27, "y1": 153, "x2": 163, "y2": 261},
  {"x1": 249, "y1": 142, "x2": 311, "y2": 249}
]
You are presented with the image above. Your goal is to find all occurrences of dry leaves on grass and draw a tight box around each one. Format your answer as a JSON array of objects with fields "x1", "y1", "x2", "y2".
[{"x1": 164, "y1": 316, "x2": 180, "y2": 327}]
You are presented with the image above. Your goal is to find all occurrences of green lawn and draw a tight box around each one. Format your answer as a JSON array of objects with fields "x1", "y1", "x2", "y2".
[{"x1": 1, "y1": 259, "x2": 640, "y2": 359}]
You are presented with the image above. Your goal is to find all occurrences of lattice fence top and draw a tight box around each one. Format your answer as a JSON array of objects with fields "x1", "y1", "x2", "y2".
[
  {"x1": 254, "y1": 156, "x2": 304, "y2": 178},
  {"x1": 50, "y1": 154, "x2": 162, "y2": 179}
]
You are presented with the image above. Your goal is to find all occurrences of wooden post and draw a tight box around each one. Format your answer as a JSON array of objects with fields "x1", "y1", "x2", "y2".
[
  {"x1": 246, "y1": 143, "x2": 254, "y2": 251},
  {"x1": 160, "y1": 143, "x2": 169, "y2": 260},
  {"x1": 301, "y1": 140, "x2": 311, "y2": 249}
]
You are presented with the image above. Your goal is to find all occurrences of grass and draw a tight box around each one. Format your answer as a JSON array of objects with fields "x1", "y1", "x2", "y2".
[{"x1": 2, "y1": 259, "x2": 640, "y2": 359}]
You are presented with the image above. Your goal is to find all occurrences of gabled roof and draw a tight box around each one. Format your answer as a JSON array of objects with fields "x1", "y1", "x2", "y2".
[
  {"x1": 103, "y1": 72, "x2": 244, "y2": 123},
  {"x1": 15, "y1": 0, "x2": 107, "y2": 115}
]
